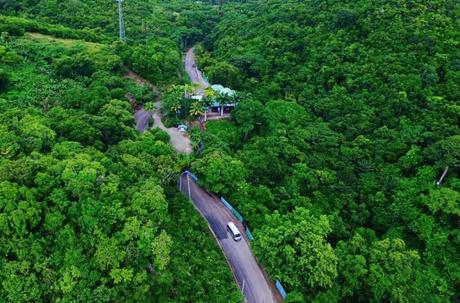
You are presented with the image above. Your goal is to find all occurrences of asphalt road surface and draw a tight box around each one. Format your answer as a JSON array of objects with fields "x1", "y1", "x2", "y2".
[
  {"x1": 179, "y1": 173, "x2": 279, "y2": 303},
  {"x1": 185, "y1": 48, "x2": 210, "y2": 94}
]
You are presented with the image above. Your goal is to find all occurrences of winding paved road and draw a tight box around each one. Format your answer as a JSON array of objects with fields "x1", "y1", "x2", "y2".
[
  {"x1": 180, "y1": 174, "x2": 280, "y2": 303},
  {"x1": 185, "y1": 48, "x2": 210, "y2": 94},
  {"x1": 131, "y1": 51, "x2": 279, "y2": 302}
]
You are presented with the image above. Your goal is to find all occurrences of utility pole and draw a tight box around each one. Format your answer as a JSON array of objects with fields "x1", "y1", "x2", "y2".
[
  {"x1": 187, "y1": 174, "x2": 191, "y2": 199},
  {"x1": 116, "y1": 0, "x2": 126, "y2": 42},
  {"x1": 436, "y1": 166, "x2": 449, "y2": 186}
]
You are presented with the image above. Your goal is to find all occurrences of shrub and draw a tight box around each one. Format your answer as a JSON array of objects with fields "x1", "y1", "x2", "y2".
[
  {"x1": 0, "y1": 68, "x2": 8, "y2": 91},
  {"x1": 54, "y1": 53, "x2": 95, "y2": 78},
  {"x1": 0, "y1": 23, "x2": 25, "y2": 36},
  {"x1": 110, "y1": 87, "x2": 125, "y2": 99},
  {"x1": 0, "y1": 16, "x2": 105, "y2": 42},
  {"x1": 144, "y1": 102, "x2": 155, "y2": 112},
  {"x1": 150, "y1": 128, "x2": 170, "y2": 143}
]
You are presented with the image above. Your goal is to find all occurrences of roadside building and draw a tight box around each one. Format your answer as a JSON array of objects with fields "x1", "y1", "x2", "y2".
[{"x1": 204, "y1": 84, "x2": 237, "y2": 119}]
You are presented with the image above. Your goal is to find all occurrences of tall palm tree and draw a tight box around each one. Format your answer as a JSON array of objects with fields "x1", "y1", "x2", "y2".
[
  {"x1": 189, "y1": 101, "x2": 204, "y2": 118},
  {"x1": 170, "y1": 102, "x2": 181, "y2": 113}
]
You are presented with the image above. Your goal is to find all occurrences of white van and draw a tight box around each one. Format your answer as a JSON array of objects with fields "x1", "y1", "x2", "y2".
[{"x1": 227, "y1": 221, "x2": 242, "y2": 241}]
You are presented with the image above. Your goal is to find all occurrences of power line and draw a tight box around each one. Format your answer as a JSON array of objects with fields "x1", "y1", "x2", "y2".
[{"x1": 116, "y1": 0, "x2": 126, "y2": 42}]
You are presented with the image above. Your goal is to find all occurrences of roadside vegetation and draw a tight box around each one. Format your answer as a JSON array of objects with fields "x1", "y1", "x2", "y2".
[
  {"x1": 0, "y1": 5, "x2": 241, "y2": 302},
  {"x1": 193, "y1": 1, "x2": 460, "y2": 302},
  {"x1": 1, "y1": 0, "x2": 459, "y2": 302}
]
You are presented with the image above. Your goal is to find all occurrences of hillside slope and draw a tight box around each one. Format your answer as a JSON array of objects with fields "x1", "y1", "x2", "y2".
[
  {"x1": 0, "y1": 19, "x2": 241, "y2": 303},
  {"x1": 192, "y1": 0, "x2": 460, "y2": 301}
]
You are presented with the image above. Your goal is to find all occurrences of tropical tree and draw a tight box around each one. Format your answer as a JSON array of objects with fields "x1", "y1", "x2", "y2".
[
  {"x1": 188, "y1": 101, "x2": 204, "y2": 118},
  {"x1": 253, "y1": 208, "x2": 338, "y2": 293},
  {"x1": 184, "y1": 83, "x2": 200, "y2": 97},
  {"x1": 231, "y1": 97, "x2": 264, "y2": 140},
  {"x1": 205, "y1": 61, "x2": 242, "y2": 89},
  {"x1": 191, "y1": 150, "x2": 248, "y2": 195},
  {"x1": 162, "y1": 85, "x2": 184, "y2": 116}
]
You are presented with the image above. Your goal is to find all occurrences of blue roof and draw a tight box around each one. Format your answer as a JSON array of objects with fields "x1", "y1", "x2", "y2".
[
  {"x1": 211, "y1": 84, "x2": 224, "y2": 91},
  {"x1": 211, "y1": 84, "x2": 235, "y2": 97}
]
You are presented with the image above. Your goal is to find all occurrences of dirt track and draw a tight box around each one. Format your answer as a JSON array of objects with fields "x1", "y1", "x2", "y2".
[
  {"x1": 127, "y1": 69, "x2": 192, "y2": 154},
  {"x1": 134, "y1": 103, "x2": 192, "y2": 154}
]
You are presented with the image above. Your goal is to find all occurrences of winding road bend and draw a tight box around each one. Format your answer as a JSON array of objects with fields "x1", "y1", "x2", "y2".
[
  {"x1": 179, "y1": 174, "x2": 279, "y2": 303},
  {"x1": 128, "y1": 49, "x2": 278, "y2": 301},
  {"x1": 127, "y1": 69, "x2": 192, "y2": 154},
  {"x1": 130, "y1": 51, "x2": 279, "y2": 302},
  {"x1": 134, "y1": 103, "x2": 192, "y2": 154}
]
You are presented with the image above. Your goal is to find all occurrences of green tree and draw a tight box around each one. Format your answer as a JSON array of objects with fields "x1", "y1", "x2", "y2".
[
  {"x1": 128, "y1": 38, "x2": 181, "y2": 85},
  {"x1": 206, "y1": 61, "x2": 242, "y2": 89},
  {"x1": 231, "y1": 97, "x2": 264, "y2": 140},
  {"x1": 54, "y1": 53, "x2": 96, "y2": 78},
  {"x1": 254, "y1": 208, "x2": 338, "y2": 292},
  {"x1": 335, "y1": 229, "x2": 444, "y2": 302},
  {"x1": 191, "y1": 150, "x2": 247, "y2": 195},
  {"x1": 162, "y1": 85, "x2": 184, "y2": 117},
  {"x1": 18, "y1": 115, "x2": 56, "y2": 153},
  {"x1": 0, "y1": 68, "x2": 8, "y2": 91},
  {"x1": 188, "y1": 101, "x2": 204, "y2": 118},
  {"x1": 97, "y1": 99, "x2": 136, "y2": 145},
  {"x1": 427, "y1": 135, "x2": 460, "y2": 167}
]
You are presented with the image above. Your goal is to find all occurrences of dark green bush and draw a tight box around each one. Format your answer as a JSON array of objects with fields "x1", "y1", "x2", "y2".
[
  {"x1": 54, "y1": 54, "x2": 96, "y2": 78},
  {"x1": 110, "y1": 87, "x2": 125, "y2": 99},
  {"x1": 0, "y1": 68, "x2": 9, "y2": 91},
  {"x1": 150, "y1": 128, "x2": 170, "y2": 143},
  {"x1": 0, "y1": 23, "x2": 25, "y2": 36}
]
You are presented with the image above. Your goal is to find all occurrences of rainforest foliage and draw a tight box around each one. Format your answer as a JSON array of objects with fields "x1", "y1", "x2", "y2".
[
  {"x1": 1, "y1": 0, "x2": 220, "y2": 46},
  {"x1": 0, "y1": 3, "x2": 241, "y2": 302},
  {"x1": 1, "y1": 0, "x2": 460, "y2": 302},
  {"x1": 0, "y1": 0, "x2": 222, "y2": 84},
  {"x1": 194, "y1": 0, "x2": 460, "y2": 302}
]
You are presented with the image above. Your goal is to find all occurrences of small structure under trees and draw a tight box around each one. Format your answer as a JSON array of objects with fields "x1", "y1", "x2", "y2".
[{"x1": 202, "y1": 84, "x2": 237, "y2": 120}]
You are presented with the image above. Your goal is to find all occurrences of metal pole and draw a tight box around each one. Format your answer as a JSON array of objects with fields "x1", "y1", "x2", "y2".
[
  {"x1": 116, "y1": 0, "x2": 126, "y2": 42},
  {"x1": 187, "y1": 174, "x2": 191, "y2": 199},
  {"x1": 436, "y1": 166, "x2": 449, "y2": 186},
  {"x1": 242, "y1": 279, "x2": 245, "y2": 293}
]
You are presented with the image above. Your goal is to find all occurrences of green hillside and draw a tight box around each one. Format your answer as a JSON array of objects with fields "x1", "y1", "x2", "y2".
[
  {"x1": 1, "y1": 0, "x2": 459, "y2": 302},
  {"x1": 0, "y1": 12, "x2": 241, "y2": 303},
  {"x1": 195, "y1": 0, "x2": 460, "y2": 302}
]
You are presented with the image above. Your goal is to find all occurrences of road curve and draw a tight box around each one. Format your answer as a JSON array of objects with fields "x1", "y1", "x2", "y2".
[
  {"x1": 134, "y1": 103, "x2": 192, "y2": 154},
  {"x1": 126, "y1": 69, "x2": 192, "y2": 154},
  {"x1": 179, "y1": 173, "x2": 280, "y2": 303}
]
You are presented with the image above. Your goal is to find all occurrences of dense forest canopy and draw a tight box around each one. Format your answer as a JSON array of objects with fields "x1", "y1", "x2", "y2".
[
  {"x1": 0, "y1": 1, "x2": 242, "y2": 302},
  {"x1": 1, "y1": 0, "x2": 459, "y2": 302},
  {"x1": 194, "y1": 0, "x2": 460, "y2": 302},
  {"x1": 1, "y1": 0, "x2": 221, "y2": 46}
]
